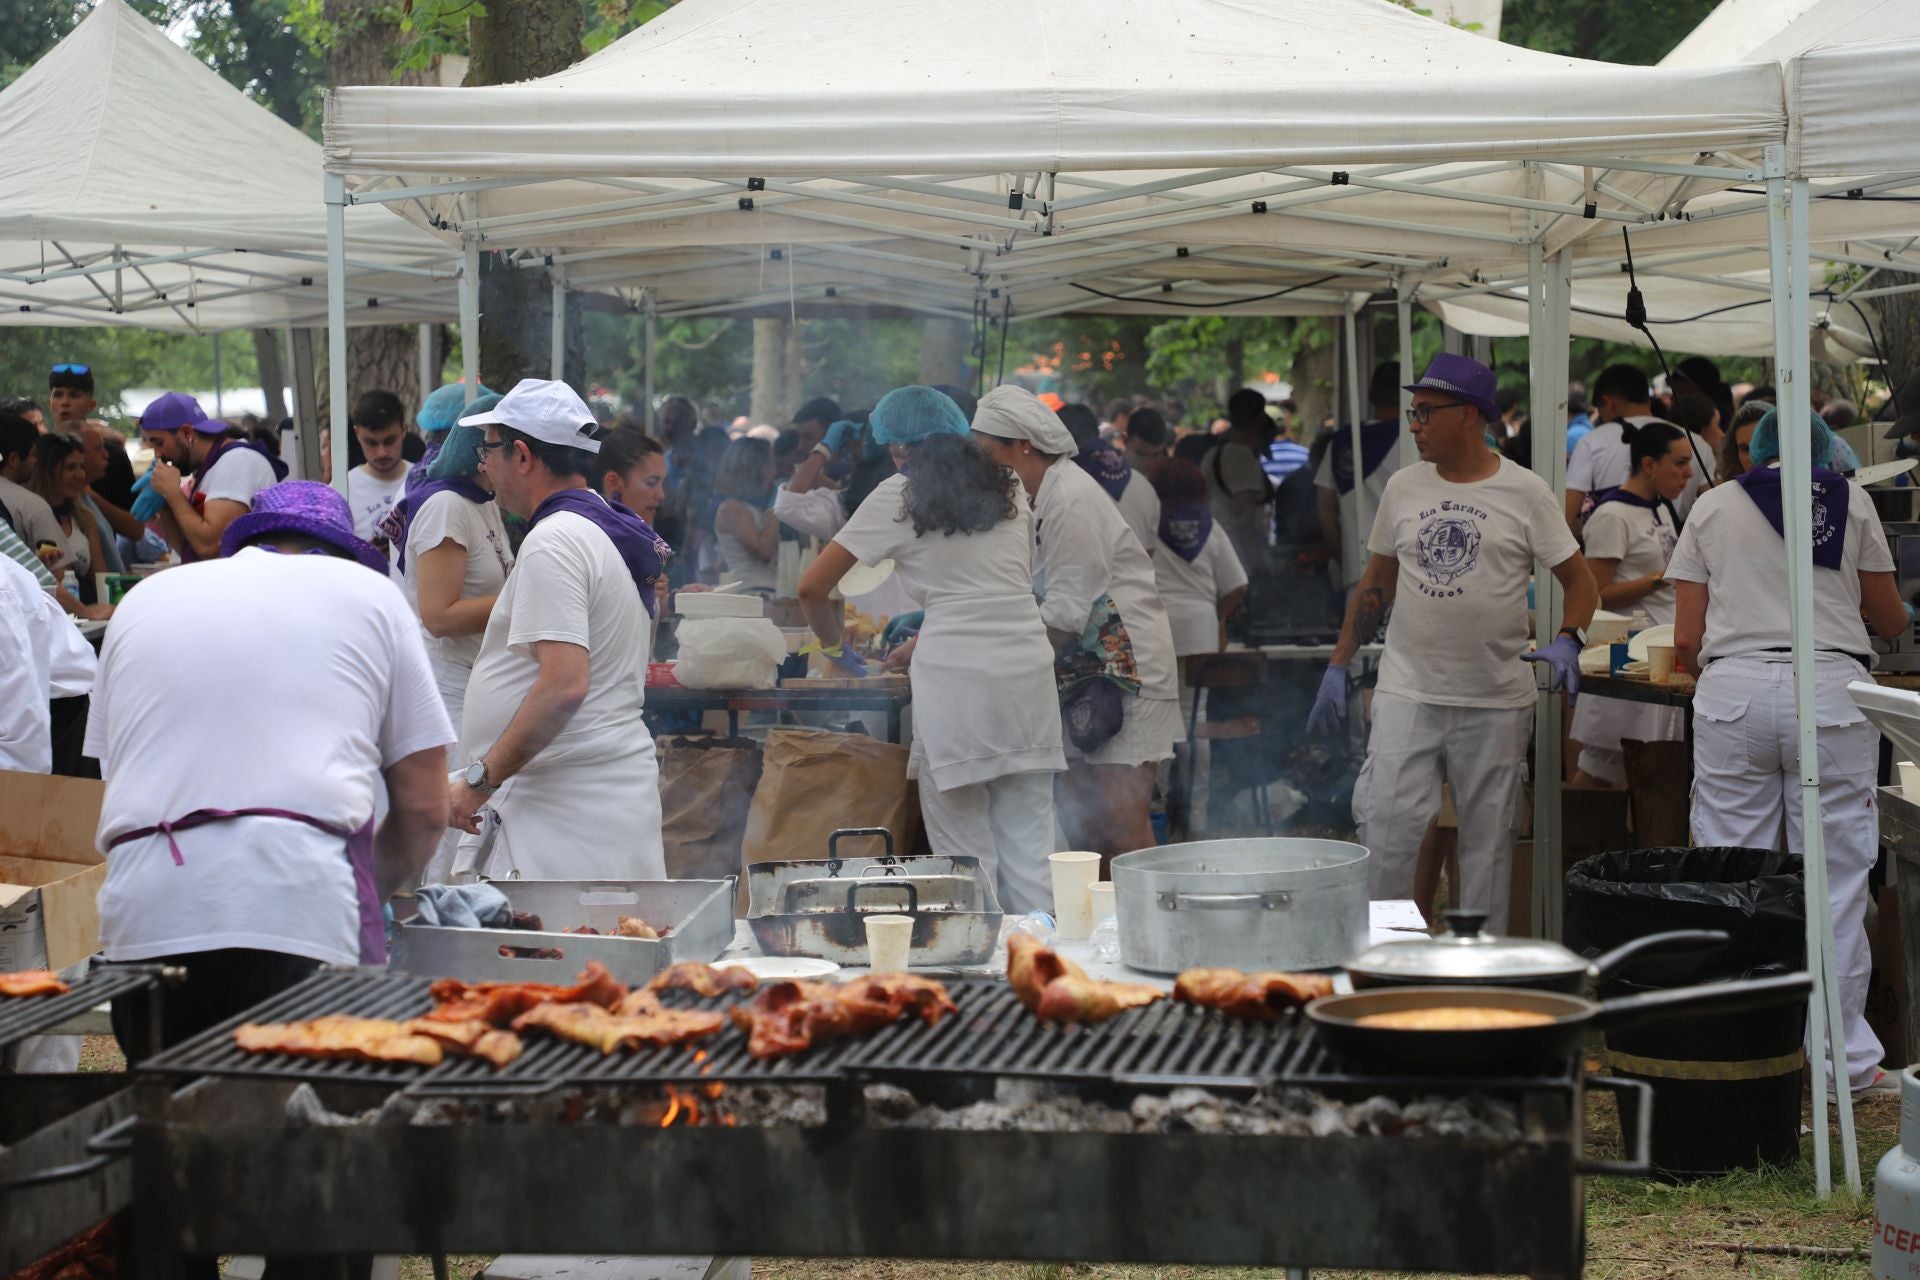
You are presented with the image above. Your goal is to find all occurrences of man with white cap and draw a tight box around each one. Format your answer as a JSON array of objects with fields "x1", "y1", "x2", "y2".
[
  {"x1": 139, "y1": 391, "x2": 287, "y2": 561},
  {"x1": 448, "y1": 379, "x2": 672, "y2": 881},
  {"x1": 1308, "y1": 354, "x2": 1597, "y2": 926}
]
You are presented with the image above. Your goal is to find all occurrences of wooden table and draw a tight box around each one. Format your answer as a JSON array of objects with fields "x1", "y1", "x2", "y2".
[{"x1": 643, "y1": 683, "x2": 914, "y2": 742}]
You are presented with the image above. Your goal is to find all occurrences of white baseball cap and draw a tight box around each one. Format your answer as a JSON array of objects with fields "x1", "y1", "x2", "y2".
[{"x1": 458, "y1": 378, "x2": 601, "y2": 455}]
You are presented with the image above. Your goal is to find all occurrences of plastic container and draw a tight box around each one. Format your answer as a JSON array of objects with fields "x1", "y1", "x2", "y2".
[
  {"x1": 999, "y1": 911, "x2": 1056, "y2": 948},
  {"x1": 1088, "y1": 915, "x2": 1121, "y2": 964}
]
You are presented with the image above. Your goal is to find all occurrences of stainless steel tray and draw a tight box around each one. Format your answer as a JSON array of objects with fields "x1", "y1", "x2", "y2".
[{"x1": 389, "y1": 879, "x2": 734, "y2": 985}]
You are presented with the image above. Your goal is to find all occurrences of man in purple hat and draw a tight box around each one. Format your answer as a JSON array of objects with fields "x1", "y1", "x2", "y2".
[
  {"x1": 86, "y1": 480, "x2": 453, "y2": 1056},
  {"x1": 1307, "y1": 353, "x2": 1598, "y2": 927},
  {"x1": 139, "y1": 391, "x2": 286, "y2": 561}
]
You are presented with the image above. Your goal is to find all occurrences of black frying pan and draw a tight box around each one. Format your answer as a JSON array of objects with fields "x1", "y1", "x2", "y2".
[{"x1": 1307, "y1": 972, "x2": 1813, "y2": 1071}]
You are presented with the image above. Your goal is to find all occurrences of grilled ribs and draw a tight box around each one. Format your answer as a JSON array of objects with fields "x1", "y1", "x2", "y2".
[
  {"x1": 425, "y1": 960, "x2": 627, "y2": 1026},
  {"x1": 0, "y1": 969, "x2": 69, "y2": 997},
  {"x1": 512, "y1": 992, "x2": 726, "y2": 1054},
  {"x1": 233, "y1": 1015, "x2": 448, "y2": 1066},
  {"x1": 1172, "y1": 967, "x2": 1334, "y2": 1021},
  {"x1": 646, "y1": 962, "x2": 760, "y2": 997},
  {"x1": 1006, "y1": 933, "x2": 1164, "y2": 1024},
  {"x1": 728, "y1": 974, "x2": 956, "y2": 1059}
]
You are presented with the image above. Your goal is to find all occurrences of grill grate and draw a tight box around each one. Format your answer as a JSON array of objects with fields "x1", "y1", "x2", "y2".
[{"x1": 0, "y1": 964, "x2": 170, "y2": 1052}]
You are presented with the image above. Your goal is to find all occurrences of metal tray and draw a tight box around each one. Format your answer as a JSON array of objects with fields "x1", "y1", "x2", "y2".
[{"x1": 388, "y1": 879, "x2": 734, "y2": 985}]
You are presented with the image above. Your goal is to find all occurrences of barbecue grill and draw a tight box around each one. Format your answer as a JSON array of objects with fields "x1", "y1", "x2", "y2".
[
  {"x1": 0, "y1": 963, "x2": 178, "y2": 1273},
  {"x1": 127, "y1": 967, "x2": 1646, "y2": 1279}
]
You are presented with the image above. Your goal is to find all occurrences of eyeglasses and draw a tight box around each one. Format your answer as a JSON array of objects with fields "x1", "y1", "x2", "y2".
[
  {"x1": 473, "y1": 439, "x2": 512, "y2": 457},
  {"x1": 1405, "y1": 401, "x2": 1472, "y2": 425},
  {"x1": 50, "y1": 363, "x2": 90, "y2": 376}
]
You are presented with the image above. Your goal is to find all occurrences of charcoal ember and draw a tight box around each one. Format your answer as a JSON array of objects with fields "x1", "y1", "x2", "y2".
[
  {"x1": 893, "y1": 1079, "x2": 1133, "y2": 1133},
  {"x1": 717, "y1": 1084, "x2": 828, "y2": 1127},
  {"x1": 1399, "y1": 1095, "x2": 1521, "y2": 1139},
  {"x1": 862, "y1": 1083, "x2": 921, "y2": 1122}
]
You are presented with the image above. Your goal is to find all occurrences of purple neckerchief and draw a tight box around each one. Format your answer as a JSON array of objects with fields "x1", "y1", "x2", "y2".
[
  {"x1": 1590, "y1": 486, "x2": 1661, "y2": 512},
  {"x1": 190, "y1": 438, "x2": 289, "y2": 491},
  {"x1": 107, "y1": 806, "x2": 385, "y2": 964},
  {"x1": 1736, "y1": 464, "x2": 1850, "y2": 570},
  {"x1": 410, "y1": 442, "x2": 443, "y2": 490},
  {"x1": 1329, "y1": 420, "x2": 1399, "y2": 494},
  {"x1": 529, "y1": 487, "x2": 672, "y2": 616},
  {"x1": 386, "y1": 477, "x2": 491, "y2": 573},
  {"x1": 1073, "y1": 440, "x2": 1132, "y2": 502},
  {"x1": 1158, "y1": 502, "x2": 1213, "y2": 563}
]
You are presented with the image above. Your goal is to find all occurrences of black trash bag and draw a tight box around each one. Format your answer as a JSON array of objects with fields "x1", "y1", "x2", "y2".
[{"x1": 1565, "y1": 846, "x2": 1805, "y2": 990}]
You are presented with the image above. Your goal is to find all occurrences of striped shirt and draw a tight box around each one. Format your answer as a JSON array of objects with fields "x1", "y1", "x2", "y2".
[
  {"x1": 1263, "y1": 437, "x2": 1311, "y2": 485},
  {"x1": 0, "y1": 517, "x2": 56, "y2": 590}
]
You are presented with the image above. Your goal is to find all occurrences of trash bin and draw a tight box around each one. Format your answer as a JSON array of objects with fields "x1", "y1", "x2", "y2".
[{"x1": 1566, "y1": 847, "x2": 1806, "y2": 1180}]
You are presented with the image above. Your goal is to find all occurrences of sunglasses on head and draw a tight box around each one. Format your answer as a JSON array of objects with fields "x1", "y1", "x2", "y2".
[{"x1": 51, "y1": 363, "x2": 91, "y2": 376}]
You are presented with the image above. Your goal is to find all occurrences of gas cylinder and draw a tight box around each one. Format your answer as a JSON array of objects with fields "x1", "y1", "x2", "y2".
[{"x1": 1875, "y1": 1066, "x2": 1920, "y2": 1279}]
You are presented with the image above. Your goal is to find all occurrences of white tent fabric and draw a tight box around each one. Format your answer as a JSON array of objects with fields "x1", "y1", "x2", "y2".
[
  {"x1": 1771, "y1": 0, "x2": 1920, "y2": 177},
  {"x1": 1660, "y1": 0, "x2": 1825, "y2": 66},
  {"x1": 0, "y1": 0, "x2": 457, "y2": 330}
]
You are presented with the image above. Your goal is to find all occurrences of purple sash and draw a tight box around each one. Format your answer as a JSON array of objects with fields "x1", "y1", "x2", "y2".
[
  {"x1": 1158, "y1": 502, "x2": 1213, "y2": 563},
  {"x1": 108, "y1": 807, "x2": 386, "y2": 964},
  {"x1": 384, "y1": 477, "x2": 491, "y2": 573},
  {"x1": 1329, "y1": 420, "x2": 1399, "y2": 494},
  {"x1": 1590, "y1": 486, "x2": 1661, "y2": 512},
  {"x1": 529, "y1": 487, "x2": 671, "y2": 615},
  {"x1": 1073, "y1": 441, "x2": 1133, "y2": 501},
  {"x1": 1736, "y1": 465, "x2": 1850, "y2": 570}
]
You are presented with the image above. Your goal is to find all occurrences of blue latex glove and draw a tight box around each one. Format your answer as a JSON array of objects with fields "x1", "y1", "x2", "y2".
[
  {"x1": 829, "y1": 646, "x2": 869, "y2": 677},
  {"x1": 1523, "y1": 633, "x2": 1584, "y2": 702},
  {"x1": 823, "y1": 419, "x2": 860, "y2": 453},
  {"x1": 130, "y1": 469, "x2": 165, "y2": 522},
  {"x1": 882, "y1": 611, "x2": 924, "y2": 647},
  {"x1": 1306, "y1": 664, "x2": 1348, "y2": 738}
]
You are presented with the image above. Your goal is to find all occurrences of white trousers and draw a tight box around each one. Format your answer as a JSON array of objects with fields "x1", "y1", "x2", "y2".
[
  {"x1": 918, "y1": 770, "x2": 1059, "y2": 916},
  {"x1": 1690, "y1": 655, "x2": 1882, "y2": 1089},
  {"x1": 421, "y1": 654, "x2": 473, "y2": 885},
  {"x1": 1172, "y1": 683, "x2": 1213, "y2": 834},
  {"x1": 1354, "y1": 692, "x2": 1532, "y2": 928}
]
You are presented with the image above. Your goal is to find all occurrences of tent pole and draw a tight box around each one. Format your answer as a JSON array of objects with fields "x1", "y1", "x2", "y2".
[
  {"x1": 460, "y1": 237, "x2": 481, "y2": 405},
  {"x1": 551, "y1": 269, "x2": 567, "y2": 381},
  {"x1": 324, "y1": 172, "x2": 350, "y2": 497},
  {"x1": 289, "y1": 328, "x2": 320, "y2": 484},
  {"x1": 1395, "y1": 279, "x2": 1416, "y2": 470},
  {"x1": 1528, "y1": 243, "x2": 1572, "y2": 940},
  {"x1": 417, "y1": 323, "x2": 435, "y2": 407},
  {"x1": 1343, "y1": 298, "x2": 1366, "y2": 573},
  {"x1": 212, "y1": 332, "x2": 223, "y2": 418},
  {"x1": 644, "y1": 300, "x2": 657, "y2": 434}
]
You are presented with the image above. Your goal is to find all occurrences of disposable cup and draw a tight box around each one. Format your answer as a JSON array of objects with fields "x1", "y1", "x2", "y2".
[
  {"x1": 1049, "y1": 851, "x2": 1102, "y2": 940},
  {"x1": 863, "y1": 914, "x2": 914, "y2": 973},
  {"x1": 1900, "y1": 761, "x2": 1920, "y2": 800},
  {"x1": 1647, "y1": 644, "x2": 1676, "y2": 683},
  {"x1": 1088, "y1": 881, "x2": 1117, "y2": 925}
]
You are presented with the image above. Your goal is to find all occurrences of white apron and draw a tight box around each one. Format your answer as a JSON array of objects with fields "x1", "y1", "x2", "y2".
[
  {"x1": 907, "y1": 590, "x2": 1065, "y2": 792},
  {"x1": 455, "y1": 738, "x2": 665, "y2": 882}
]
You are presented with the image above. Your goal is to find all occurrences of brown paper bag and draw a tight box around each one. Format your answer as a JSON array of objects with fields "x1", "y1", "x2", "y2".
[
  {"x1": 658, "y1": 737, "x2": 763, "y2": 889},
  {"x1": 740, "y1": 729, "x2": 920, "y2": 902}
]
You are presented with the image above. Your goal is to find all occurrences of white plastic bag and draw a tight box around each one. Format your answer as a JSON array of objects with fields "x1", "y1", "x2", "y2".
[{"x1": 673, "y1": 616, "x2": 787, "y2": 689}]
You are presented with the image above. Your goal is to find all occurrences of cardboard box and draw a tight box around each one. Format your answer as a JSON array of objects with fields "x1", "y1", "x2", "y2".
[{"x1": 0, "y1": 771, "x2": 107, "y2": 972}]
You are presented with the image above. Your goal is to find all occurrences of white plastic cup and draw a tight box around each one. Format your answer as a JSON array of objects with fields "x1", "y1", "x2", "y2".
[
  {"x1": 1647, "y1": 644, "x2": 1676, "y2": 683},
  {"x1": 1900, "y1": 761, "x2": 1920, "y2": 800},
  {"x1": 1049, "y1": 851, "x2": 1102, "y2": 940},
  {"x1": 1088, "y1": 881, "x2": 1117, "y2": 925},
  {"x1": 863, "y1": 914, "x2": 914, "y2": 973}
]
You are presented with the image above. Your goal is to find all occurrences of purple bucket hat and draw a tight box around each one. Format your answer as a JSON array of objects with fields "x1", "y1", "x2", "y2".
[
  {"x1": 139, "y1": 391, "x2": 208, "y2": 433},
  {"x1": 1404, "y1": 353, "x2": 1502, "y2": 425},
  {"x1": 220, "y1": 481, "x2": 389, "y2": 575}
]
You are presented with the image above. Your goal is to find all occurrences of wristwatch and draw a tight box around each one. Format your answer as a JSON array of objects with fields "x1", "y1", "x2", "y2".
[
  {"x1": 1558, "y1": 625, "x2": 1588, "y2": 647},
  {"x1": 464, "y1": 760, "x2": 499, "y2": 794}
]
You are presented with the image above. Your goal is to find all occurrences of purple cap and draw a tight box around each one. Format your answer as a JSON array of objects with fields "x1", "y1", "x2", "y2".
[
  {"x1": 139, "y1": 392, "x2": 207, "y2": 433},
  {"x1": 1404, "y1": 354, "x2": 1501, "y2": 425},
  {"x1": 219, "y1": 481, "x2": 389, "y2": 575}
]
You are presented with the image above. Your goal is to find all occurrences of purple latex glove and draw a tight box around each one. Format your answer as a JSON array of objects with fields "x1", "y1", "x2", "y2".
[
  {"x1": 1306, "y1": 664, "x2": 1348, "y2": 737},
  {"x1": 1522, "y1": 633, "x2": 1583, "y2": 702}
]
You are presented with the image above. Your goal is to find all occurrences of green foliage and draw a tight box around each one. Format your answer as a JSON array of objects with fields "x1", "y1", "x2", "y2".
[
  {"x1": 1500, "y1": 0, "x2": 1718, "y2": 65},
  {"x1": 0, "y1": 0, "x2": 170, "y2": 90},
  {"x1": 1144, "y1": 316, "x2": 1327, "y2": 421},
  {"x1": 0, "y1": 327, "x2": 259, "y2": 426}
]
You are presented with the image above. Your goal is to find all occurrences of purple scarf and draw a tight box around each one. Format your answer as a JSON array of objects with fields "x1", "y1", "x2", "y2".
[
  {"x1": 1590, "y1": 486, "x2": 1661, "y2": 512},
  {"x1": 1736, "y1": 465, "x2": 1850, "y2": 570},
  {"x1": 1329, "y1": 420, "x2": 1399, "y2": 494},
  {"x1": 190, "y1": 437, "x2": 289, "y2": 491},
  {"x1": 1158, "y1": 502, "x2": 1213, "y2": 563},
  {"x1": 529, "y1": 487, "x2": 671, "y2": 615},
  {"x1": 1073, "y1": 440, "x2": 1133, "y2": 502},
  {"x1": 384, "y1": 477, "x2": 492, "y2": 573}
]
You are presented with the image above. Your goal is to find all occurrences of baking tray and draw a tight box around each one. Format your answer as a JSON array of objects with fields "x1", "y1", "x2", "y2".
[{"x1": 388, "y1": 879, "x2": 734, "y2": 985}]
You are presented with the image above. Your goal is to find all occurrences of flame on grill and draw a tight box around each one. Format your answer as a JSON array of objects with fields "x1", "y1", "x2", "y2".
[{"x1": 653, "y1": 1048, "x2": 733, "y2": 1127}]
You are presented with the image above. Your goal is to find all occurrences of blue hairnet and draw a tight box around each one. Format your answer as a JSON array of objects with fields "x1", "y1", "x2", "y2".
[
  {"x1": 869, "y1": 385, "x2": 971, "y2": 446},
  {"x1": 418, "y1": 382, "x2": 497, "y2": 435},
  {"x1": 425, "y1": 392, "x2": 505, "y2": 480},
  {"x1": 1749, "y1": 408, "x2": 1835, "y2": 470}
]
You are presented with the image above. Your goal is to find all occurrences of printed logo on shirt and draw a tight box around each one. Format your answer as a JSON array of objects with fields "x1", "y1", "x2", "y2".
[
  {"x1": 1414, "y1": 504, "x2": 1485, "y2": 596},
  {"x1": 1813, "y1": 499, "x2": 1836, "y2": 552},
  {"x1": 485, "y1": 527, "x2": 511, "y2": 575}
]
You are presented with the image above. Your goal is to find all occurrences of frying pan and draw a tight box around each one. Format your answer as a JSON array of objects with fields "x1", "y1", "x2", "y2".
[{"x1": 1307, "y1": 972, "x2": 1812, "y2": 1072}]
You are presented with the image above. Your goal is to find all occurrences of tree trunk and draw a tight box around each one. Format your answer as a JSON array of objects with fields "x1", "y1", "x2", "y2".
[
  {"x1": 1291, "y1": 325, "x2": 1338, "y2": 430},
  {"x1": 467, "y1": 0, "x2": 586, "y2": 392},
  {"x1": 750, "y1": 317, "x2": 788, "y2": 425},
  {"x1": 1876, "y1": 285, "x2": 1920, "y2": 395},
  {"x1": 322, "y1": 0, "x2": 437, "y2": 425},
  {"x1": 252, "y1": 329, "x2": 287, "y2": 424},
  {"x1": 917, "y1": 318, "x2": 970, "y2": 388}
]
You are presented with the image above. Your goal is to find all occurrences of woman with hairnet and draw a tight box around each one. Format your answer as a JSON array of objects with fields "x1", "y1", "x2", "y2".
[
  {"x1": 798, "y1": 387, "x2": 1064, "y2": 912},
  {"x1": 972, "y1": 385, "x2": 1180, "y2": 867},
  {"x1": 1669, "y1": 407, "x2": 1909, "y2": 1097}
]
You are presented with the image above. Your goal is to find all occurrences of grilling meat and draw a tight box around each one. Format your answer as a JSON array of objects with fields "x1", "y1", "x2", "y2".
[
  {"x1": 646, "y1": 962, "x2": 760, "y2": 997},
  {"x1": 563, "y1": 916, "x2": 661, "y2": 939},
  {"x1": 1005, "y1": 933, "x2": 1164, "y2": 1024},
  {"x1": 426, "y1": 960, "x2": 627, "y2": 1026},
  {"x1": 728, "y1": 974, "x2": 956, "y2": 1059},
  {"x1": 1173, "y1": 967, "x2": 1335, "y2": 1022},
  {"x1": 401, "y1": 1017, "x2": 525, "y2": 1068},
  {"x1": 512, "y1": 992, "x2": 725, "y2": 1053},
  {"x1": 233, "y1": 1015, "x2": 447, "y2": 1066},
  {"x1": 0, "y1": 969, "x2": 70, "y2": 997}
]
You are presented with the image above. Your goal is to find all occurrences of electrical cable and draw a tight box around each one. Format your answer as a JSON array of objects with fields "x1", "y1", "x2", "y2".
[
  {"x1": 1842, "y1": 296, "x2": 1898, "y2": 421},
  {"x1": 1067, "y1": 275, "x2": 1342, "y2": 310},
  {"x1": 1621, "y1": 227, "x2": 1714, "y2": 491}
]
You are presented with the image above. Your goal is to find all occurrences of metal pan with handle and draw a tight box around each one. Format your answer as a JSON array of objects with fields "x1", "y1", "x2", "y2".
[
  {"x1": 1343, "y1": 910, "x2": 1731, "y2": 995},
  {"x1": 1306, "y1": 972, "x2": 1813, "y2": 1072}
]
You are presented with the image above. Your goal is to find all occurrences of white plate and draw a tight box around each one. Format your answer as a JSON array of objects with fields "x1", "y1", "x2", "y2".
[
  {"x1": 1855, "y1": 459, "x2": 1917, "y2": 487},
  {"x1": 839, "y1": 558, "x2": 896, "y2": 598},
  {"x1": 713, "y1": 956, "x2": 841, "y2": 980},
  {"x1": 1628, "y1": 624, "x2": 1674, "y2": 661}
]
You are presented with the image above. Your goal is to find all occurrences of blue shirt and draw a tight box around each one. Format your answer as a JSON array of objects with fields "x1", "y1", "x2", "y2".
[
  {"x1": 1264, "y1": 438, "x2": 1311, "y2": 485},
  {"x1": 1565, "y1": 413, "x2": 1594, "y2": 459}
]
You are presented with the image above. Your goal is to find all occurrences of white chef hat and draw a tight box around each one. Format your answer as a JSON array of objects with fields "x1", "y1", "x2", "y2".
[{"x1": 972, "y1": 385, "x2": 1076, "y2": 455}]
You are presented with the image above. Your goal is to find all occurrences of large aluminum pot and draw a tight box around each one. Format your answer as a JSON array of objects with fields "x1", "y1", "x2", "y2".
[{"x1": 1110, "y1": 838, "x2": 1369, "y2": 974}]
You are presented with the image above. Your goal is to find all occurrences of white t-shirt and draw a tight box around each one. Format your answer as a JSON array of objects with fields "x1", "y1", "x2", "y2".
[
  {"x1": 1033, "y1": 458, "x2": 1178, "y2": 702},
  {"x1": 1314, "y1": 425, "x2": 1404, "y2": 588},
  {"x1": 1116, "y1": 470, "x2": 1160, "y2": 557},
  {"x1": 195, "y1": 446, "x2": 280, "y2": 508},
  {"x1": 1202, "y1": 441, "x2": 1269, "y2": 565},
  {"x1": 1581, "y1": 496, "x2": 1679, "y2": 625},
  {"x1": 348, "y1": 462, "x2": 413, "y2": 542},
  {"x1": 772, "y1": 484, "x2": 847, "y2": 541},
  {"x1": 403, "y1": 489, "x2": 514, "y2": 671},
  {"x1": 460, "y1": 504, "x2": 653, "y2": 773},
  {"x1": 1369, "y1": 457, "x2": 1581, "y2": 709},
  {"x1": 85, "y1": 549, "x2": 453, "y2": 965},
  {"x1": 1153, "y1": 525, "x2": 1250, "y2": 657},
  {"x1": 1566, "y1": 417, "x2": 1713, "y2": 516},
  {"x1": 1665, "y1": 475, "x2": 1893, "y2": 664},
  {"x1": 0, "y1": 556, "x2": 95, "y2": 773}
]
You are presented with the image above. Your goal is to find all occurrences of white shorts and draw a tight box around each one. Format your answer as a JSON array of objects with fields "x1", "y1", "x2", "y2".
[{"x1": 1064, "y1": 693, "x2": 1180, "y2": 768}]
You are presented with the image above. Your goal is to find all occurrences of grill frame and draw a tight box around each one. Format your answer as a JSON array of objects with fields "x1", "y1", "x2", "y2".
[{"x1": 0, "y1": 963, "x2": 173, "y2": 1052}]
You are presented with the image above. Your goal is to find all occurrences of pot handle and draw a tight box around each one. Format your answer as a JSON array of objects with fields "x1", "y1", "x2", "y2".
[
  {"x1": 846, "y1": 879, "x2": 919, "y2": 913},
  {"x1": 1575, "y1": 1076, "x2": 1654, "y2": 1177},
  {"x1": 1591, "y1": 971, "x2": 1812, "y2": 1035},
  {"x1": 1590, "y1": 929, "x2": 1730, "y2": 984},
  {"x1": 826, "y1": 827, "x2": 896, "y2": 876},
  {"x1": 1156, "y1": 889, "x2": 1292, "y2": 912}
]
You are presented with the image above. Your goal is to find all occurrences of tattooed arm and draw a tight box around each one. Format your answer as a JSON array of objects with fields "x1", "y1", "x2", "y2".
[{"x1": 1330, "y1": 553, "x2": 1398, "y2": 669}]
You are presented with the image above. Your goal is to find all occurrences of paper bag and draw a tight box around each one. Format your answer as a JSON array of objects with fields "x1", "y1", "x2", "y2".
[
  {"x1": 741, "y1": 729, "x2": 920, "y2": 897},
  {"x1": 657, "y1": 737, "x2": 763, "y2": 892}
]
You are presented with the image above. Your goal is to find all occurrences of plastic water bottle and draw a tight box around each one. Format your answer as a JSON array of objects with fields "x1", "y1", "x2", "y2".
[
  {"x1": 999, "y1": 911, "x2": 1056, "y2": 948},
  {"x1": 1628, "y1": 610, "x2": 1651, "y2": 639},
  {"x1": 60, "y1": 569, "x2": 79, "y2": 597},
  {"x1": 1088, "y1": 914, "x2": 1122, "y2": 964}
]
